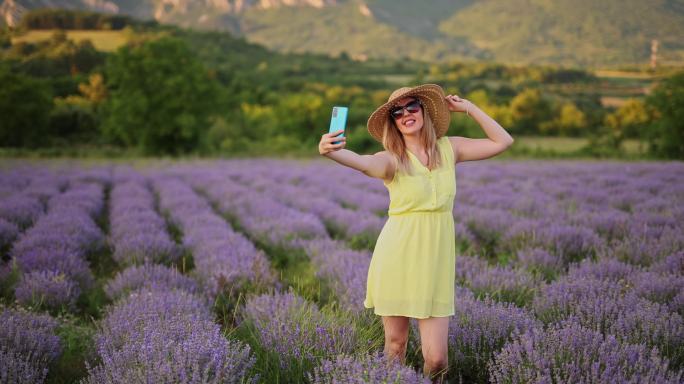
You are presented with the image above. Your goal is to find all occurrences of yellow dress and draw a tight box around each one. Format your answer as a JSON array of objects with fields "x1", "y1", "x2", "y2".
[{"x1": 363, "y1": 136, "x2": 457, "y2": 318}]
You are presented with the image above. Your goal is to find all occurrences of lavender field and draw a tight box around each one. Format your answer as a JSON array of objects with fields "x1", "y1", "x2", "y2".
[{"x1": 1, "y1": 158, "x2": 683, "y2": 383}]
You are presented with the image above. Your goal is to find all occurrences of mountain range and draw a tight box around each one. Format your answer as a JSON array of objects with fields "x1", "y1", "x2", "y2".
[{"x1": 2, "y1": 0, "x2": 683, "y2": 67}]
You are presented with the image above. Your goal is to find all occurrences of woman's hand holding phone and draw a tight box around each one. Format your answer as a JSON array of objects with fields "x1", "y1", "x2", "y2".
[
  {"x1": 319, "y1": 129, "x2": 346, "y2": 155},
  {"x1": 320, "y1": 106, "x2": 348, "y2": 156}
]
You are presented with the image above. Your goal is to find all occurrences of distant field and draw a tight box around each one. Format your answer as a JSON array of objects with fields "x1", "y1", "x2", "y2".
[
  {"x1": 515, "y1": 135, "x2": 645, "y2": 155},
  {"x1": 11, "y1": 30, "x2": 128, "y2": 52},
  {"x1": 594, "y1": 70, "x2": 657, "y2": 79}
]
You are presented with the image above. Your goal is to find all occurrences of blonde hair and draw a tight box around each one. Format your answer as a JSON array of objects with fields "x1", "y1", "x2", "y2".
[{"x1": 381, "y1": 101, "x2": 442, "y2": 176}]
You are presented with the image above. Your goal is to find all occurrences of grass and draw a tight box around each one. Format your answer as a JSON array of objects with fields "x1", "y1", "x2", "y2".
[
  {"x1": 512, "y1": 135, "x2": 646, "y2": 155},
  {"x1": 12, "y1": 30, "x2": 128, "y2": 52}
]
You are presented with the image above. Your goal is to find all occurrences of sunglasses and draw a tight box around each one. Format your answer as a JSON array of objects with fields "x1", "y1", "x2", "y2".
[{"x1": 389, "y1": 99, "x2": 422, "y2": 119}]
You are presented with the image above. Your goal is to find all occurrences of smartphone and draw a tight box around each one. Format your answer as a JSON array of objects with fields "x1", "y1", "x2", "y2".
[{"x1": 328, "y1": 106, "x2": 348, "y2": 145}]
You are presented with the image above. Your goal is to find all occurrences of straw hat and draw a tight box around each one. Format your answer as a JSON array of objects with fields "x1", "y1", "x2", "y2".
[{"x1": 367, "y1": 83, "x2": 451, "y2": 143}]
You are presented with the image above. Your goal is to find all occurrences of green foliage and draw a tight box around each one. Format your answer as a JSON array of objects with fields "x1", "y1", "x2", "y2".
[
  {"x1": 540, "y1": 102, "x2": 587, "y2": 136},
  {"x1": 509, "y1": 88, "x2": 553, "y2": 135},
  {"x1": 3, "y1": 30, "x2": 105, "y2": 78},
  {"x1": 48, "y1": 97, "x2": 99, "y2": 145},
  {"x1": 47, "y1": 317, "x2": 95, "y2": 384},
  {"x1": 604, "y1": 99, "x2": 651, "y2": 143},
  {"x1": 645, "y1": 71, "x2": 684, "y2": 159},
  {"x1": 19, "y1": 8, "x2": 138, "y2": 30},
  {"x1": 100, "y1": 36, "x2": 221, "y2": 155},
  {"x1": 0, "y1": 64, "x2": 53, "y2": 147},
  {"x1": 0, "y1": 28, "x2": 10, "y2": 49},
  {"x1": 0, "y1": 8, "x2": 665, "y2": 158}
]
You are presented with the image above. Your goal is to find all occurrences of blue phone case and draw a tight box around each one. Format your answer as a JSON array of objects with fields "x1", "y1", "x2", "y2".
[{"x1": 329, "y1": 106, "x2": 348, "y2": 145}]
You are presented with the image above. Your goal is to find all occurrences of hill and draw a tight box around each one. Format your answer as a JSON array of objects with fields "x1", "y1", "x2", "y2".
[{"x1": 2, "y1": 0, "x2": 683, "y2": 67}]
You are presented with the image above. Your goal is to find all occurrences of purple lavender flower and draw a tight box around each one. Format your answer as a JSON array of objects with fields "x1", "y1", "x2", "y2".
[
  {"x1": 0, "y1": 195, "x2": 43, "y2": 228},
  {"x1": 532, "y1": 224, "x2": 605, "y2": 265},
  {"x1": 48, "y1": 182, "x2": 104, "y2": 218},
  {"x1": 110, "y1": 231, "x2": 180, "y2": 265},
  {"x1": 241, "y1": 291, "x2": 356, "y2": 372},
  {"x1": 0, "y1": 218, "x2": 19, "y2": 251},
  {"x1": 533, "y1": 275, "x2": 684, "y2": 366},
  {"x1": 11, "y1": 208, "x2": 105, "y2": 260},
  {"x1": 13, "y1": 248, "x2": 94, "y2": 289},
  {"x1": 567, "y1": 257, "x2": 638, "y2": 282},
  {"x1": 607, "y1": 225, "x2": 684, "y2": 267},
  {"x1": 105, "y1": 263, "x2": 199, "y2": 301},
  {"x1": 195, "y1": 177, "x2": 328, "y2": 249},
  {"x1": 0, "y1": 308, "x2": 62, "y2": 383},
  {"x1": 650, "y1": 251, "x2": 684, "y2": 275},
  {"x1": 152, "y1": 177, "x2": 276, "y2": 297},
  {"x1": 489, "y1": 319, "x2": 683, "y2": 383},
  {"x1": 15, "y1": 270, "x2": 81, "y2": 311},
  {"x1": 467, "y1": 264, "x2": 539, "y2": 307},
  {"x1": 446, "y1": 287, "x2": 541, "y2": 382},
  {"x1": 97, "y1": 288, "x2": 213, "y2": 354},
  {"x1": 629, "y1": 270, "x2": 684, "y2": 316},
  {"x1": 296, "y1": 238, "x2": 371, "y2": 313},
  {"x1": 0, "y1": 308, "x2": 62, "y2": 362},
  {"x1": 514, "y1": 246, "x2": 564, "y2": 280},
  {"x1": 455, "y1": 255, "x2": 538, "y2": 307},
  {"x1": 460, "y1": 207, "x2": 516, "y2": 253},
  {"x1": 88, "y1": 288, "x2": 256, "y2": 384},
  {"x1": 0, "y1": 348, "x2": 49, "y2": 384},
  {"x1": 108, "y1": 180, "x2": 179, "y2": 265},
  {"x1": 308, "y1": 351, "x2": 430, "y2": 384}
]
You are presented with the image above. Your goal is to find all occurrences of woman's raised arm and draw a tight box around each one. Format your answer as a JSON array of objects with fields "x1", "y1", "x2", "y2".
[{"x1": 319, "y1": 130, "x2": 393, "y2": 180}]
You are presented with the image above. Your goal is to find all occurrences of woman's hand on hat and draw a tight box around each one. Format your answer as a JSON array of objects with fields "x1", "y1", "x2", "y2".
[
  {"x1": 319, "y1": 129, "x2": 346, "y2": 156},
  {"x1": 445, "y1": 94, "x2": 470, "y2": 114}
]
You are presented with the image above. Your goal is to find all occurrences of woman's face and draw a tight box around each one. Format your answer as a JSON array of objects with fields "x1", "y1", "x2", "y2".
[{"x1": 391, "y1": 96, "x2": 424, "y2": 137}]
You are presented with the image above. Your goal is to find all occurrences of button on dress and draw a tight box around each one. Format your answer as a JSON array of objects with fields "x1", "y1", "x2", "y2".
[{"x1": 364, "y1": 136, "x2": 457, "y2": 318}]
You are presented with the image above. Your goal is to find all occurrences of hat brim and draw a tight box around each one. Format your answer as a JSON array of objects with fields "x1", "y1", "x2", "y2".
[{"x1": 367, "y1": 84, "x2": 451, "y2": 143}]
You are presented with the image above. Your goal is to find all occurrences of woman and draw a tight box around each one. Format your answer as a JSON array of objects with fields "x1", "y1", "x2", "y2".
[{"x1": 318, "y1": 84, "x2": 514, "y2": 382}]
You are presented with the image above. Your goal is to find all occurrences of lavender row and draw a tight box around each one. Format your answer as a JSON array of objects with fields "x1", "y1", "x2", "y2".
[
  {"x1": 152, "y1": 176, "x2": 276, "y2": 298},
  {"x1": 404, "y1": 284, "x2": 683, "y2": 383},
  {"x1": 11, "y1": 181, "x2": 105, "y2": 311},
  {"x1": 293, "y1": 237, "x2": 371, "y2": 313},
  {"x1": 455, "y1": 255, "x2": 540, "y2": 307},
  {"x1": 489, "y1": 319, "x2": 683, "y2": 383},
  {"x1": 236, "y1": 172, "x2": 385, "y2": 245},
  {"x1": 532, "y1": 256, "x2": 684, "y2": 367},
  {"x1": 84, "y1": 169, "x2": 257, "y2": 381},
  {"x1": 108, "y1": 177, "x2": 179, "y2": 266},
  {"x1": 84, "y1": 284, "x2": 257, "y2": 383},
  {"x1": 177, "y1": 168, "x2": 382, "y2": 314},
  {"x1": 302, "y1": 159, "x2": 683, "y2": 270},
  {"x1": 238, "y1": 290, "x2": 432, "y2": 382},
  {"x1": 185, "y1": 169, "x2": 328, "y2": 251},
  {"x1": 0, "y1": 170, "x2": 67, "y2": 253},
  {"x1": 0, "y1": 308, "x2": 62, "y2": 384},
  {"x1": 239, "y1": 160, "x2": 389, "y2": 215}
]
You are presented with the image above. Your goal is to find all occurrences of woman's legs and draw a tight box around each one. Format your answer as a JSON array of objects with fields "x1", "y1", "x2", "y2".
[
  {"x1": 381, "y1": 316, "x2": 410, "y2": 364},
  {"x1": 417, "y1": 316, "x2": 449, "y2": 383}
]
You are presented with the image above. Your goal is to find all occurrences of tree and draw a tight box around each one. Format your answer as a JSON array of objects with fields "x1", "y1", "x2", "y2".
[
  {"x1": 645, "y1": 71, "x2": 684, "y2": 159},
  {"x1": 603, "y1": 99, "x2": 650, "y2": 147},
  {"x1": 100, "y1": 37, "x2": 221, "y2": 154},
  {"x1": 0, "y1": 65, "x2": 53, "y2": 147},
  {"x1": 540, "y1": 102, "x2": 587, "y2": 136},
  {"x1": 509, "y1": 88, "x2": 552, "y2": 135},
  {"x1": 78, "y1": 73, "x2": 107, "y2": 105},
  {"x1": 0, "y1": 28, "x2": 10, "y2": 49}
]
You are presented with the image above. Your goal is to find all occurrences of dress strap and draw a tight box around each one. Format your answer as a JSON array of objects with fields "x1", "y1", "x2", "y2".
[{"x1": 439, "y1": 136, "x2": 454, "y2": 167}]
